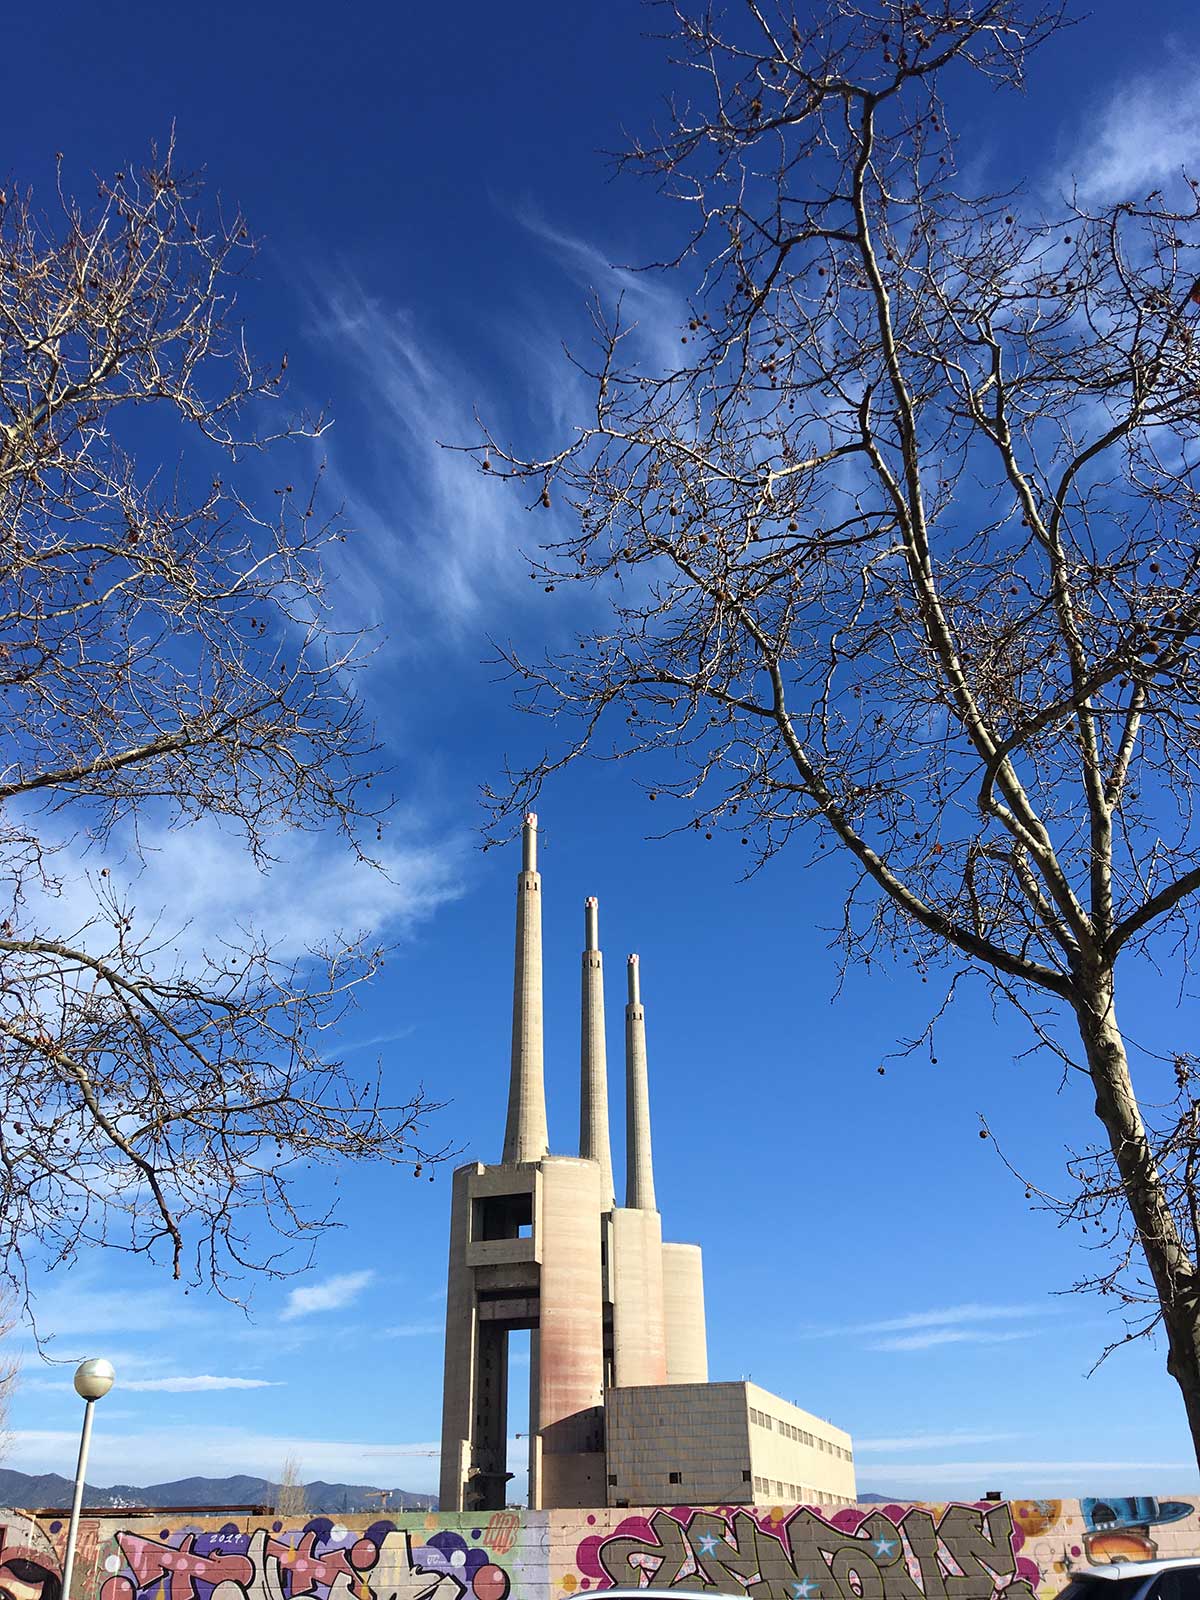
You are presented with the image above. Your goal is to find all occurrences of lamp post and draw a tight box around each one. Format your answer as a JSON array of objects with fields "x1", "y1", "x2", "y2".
[{"x1": 61, "y1": 1359, "x2": 114, "y2": 1600}]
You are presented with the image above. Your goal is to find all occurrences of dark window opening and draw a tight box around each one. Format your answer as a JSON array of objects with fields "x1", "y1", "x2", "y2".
[
  {"x1": 608, "y1": 1475, "x2": 618, "y2": 1486},
  {"x1": 473, "y1": 1192, "x2": 534, "y2": 1241},
  {"x1": 669, "y1": 1471, "x2": 681, "y2": 1484},
  {"x1": 743, "y1": 1470, "x2": 752, "y2": 1482}
]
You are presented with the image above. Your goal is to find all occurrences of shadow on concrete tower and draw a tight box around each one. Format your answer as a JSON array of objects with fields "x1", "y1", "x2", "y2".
[{"x1": 439, "y1": 814, "x2": 707, "y2": 1512}]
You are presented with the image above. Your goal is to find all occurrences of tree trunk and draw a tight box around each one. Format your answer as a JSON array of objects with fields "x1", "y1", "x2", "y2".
[{"x1": 1074, "y1": 973, "x2": 1200, "y2": 1465}]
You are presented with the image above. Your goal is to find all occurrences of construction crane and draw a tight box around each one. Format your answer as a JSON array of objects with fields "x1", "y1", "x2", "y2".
[{"x1": 364, "y1": 1449, "x2": 439, "y2": 1514}]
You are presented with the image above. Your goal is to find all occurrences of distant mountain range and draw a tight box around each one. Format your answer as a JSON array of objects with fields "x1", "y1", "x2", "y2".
[{"x1": 0, "y1": 1469, "x2": 435, "y2": 1514}]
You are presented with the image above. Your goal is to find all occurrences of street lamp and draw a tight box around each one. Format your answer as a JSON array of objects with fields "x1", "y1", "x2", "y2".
[{"x1": 61, "y1": 1359, "x2": 115, "y2": 1600}]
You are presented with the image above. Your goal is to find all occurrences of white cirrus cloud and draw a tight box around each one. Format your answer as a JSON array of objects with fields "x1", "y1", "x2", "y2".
[
  {"x1": 855, "y1": 1431, "x2": 1021, "y2": 1453},
  {"x1": 6, "y1": 1426, "x2": 441, "y2": 1492},
  {"x1": 801, "y1": 1301, "x2": 1051, "y2": 1344},
  {"x1": 49, "y1": 814, "x2": 466, "y2": 970},
  {"x1": 280, "y1": 1270, "x2": 374, "y2": 1322},
  {"x1": 869, "y1": 1328, "x2": 1037, "y2": 1353},
  {"x1": 307, "y1": 283, "x2": 543, "y2": 639},
  {"x1": 856, "y1": 1302, "x2": 1049, "y2": 1334},
  {"x1": 1067, "y1": 61, "x2": 1200, "y2": 200},
  {"x1": 16, "y1": 1280, "x2": 207, "y2": 1345},
  {"x1": 123, "y1": 1375, "x2": 283, "y2": 1393},
  {"x1": 382, "y1": 1322, "x2": 442, "y2": 1338},
  {"x1": 862, "y1": 1460, "x2": 1199, "y2": 1493}
]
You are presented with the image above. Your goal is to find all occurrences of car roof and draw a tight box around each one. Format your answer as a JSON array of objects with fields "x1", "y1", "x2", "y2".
[
  {"x1": 1072, "y1": 1560, "x2": 1200, "y2": 1580},
  {"x1": 600, "y1": 1592, "x2": 719, "y2": 1599}
]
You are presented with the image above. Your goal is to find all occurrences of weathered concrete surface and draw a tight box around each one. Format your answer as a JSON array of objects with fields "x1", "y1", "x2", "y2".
[
  {"x1": 20, "y1": 1496, "x2": 1200, "y2": 1600},
  {"x1": 661, "y1": 1241, "x2": 708, "y2": 1385},
  {"x1": 579, "y1": 897, "x2": 615, "y2": 1210},
  {"x1": 503, "y1": 814, "x2": 549, "y2": 1166}
]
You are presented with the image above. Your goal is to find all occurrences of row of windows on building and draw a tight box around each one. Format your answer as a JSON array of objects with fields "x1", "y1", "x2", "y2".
[
  {"x1": 611, "y1": 1471, "x2": 755, "y2": 1488},
  {"x1": 751, "y1": 1477, "x2": 854, "y2": 1507},
  {"x1": 609, "y1": 1471, "x2": 853, "y2": 1511},
  {"x1": 747, "y1": 1407, "x2": 853, "y2": 1462}
]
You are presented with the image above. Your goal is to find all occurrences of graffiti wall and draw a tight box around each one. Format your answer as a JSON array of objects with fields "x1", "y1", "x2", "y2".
[{"x1": 5, "y1": 1497, "x2": 1200, "y2": 1600}]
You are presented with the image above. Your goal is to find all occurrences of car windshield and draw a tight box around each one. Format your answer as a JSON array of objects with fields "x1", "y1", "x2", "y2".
[{"x1": 1059, "y1": 1579, "x2": 1152, "y2": 1600}]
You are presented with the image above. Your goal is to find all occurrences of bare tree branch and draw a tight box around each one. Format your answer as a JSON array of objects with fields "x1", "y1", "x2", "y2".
[
  {"x1": 478, "y1": 0, "x2": 1200, "y2": 1464},
  {"x1": 0, "y1": 145, "x2": 450, "y2": 1313}
]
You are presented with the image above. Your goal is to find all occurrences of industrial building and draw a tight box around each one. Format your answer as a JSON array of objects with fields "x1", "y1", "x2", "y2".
[{"x1": 439, "y1": 815, "x2": 855, "y2": 1511}]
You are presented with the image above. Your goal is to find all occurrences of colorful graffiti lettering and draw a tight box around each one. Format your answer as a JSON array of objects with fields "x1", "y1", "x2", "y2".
[
  {"x1": 1078, "y1": 1498, "x2": 1195, "y2": 1565},
  {"x1": 480, "y1": 1518, "x2": 520, "y2": 1561},
  {"x1": 578, "y1": 1505, "x2": 1041, "y2": 1600},
  {"x1": 16, "y1": 1498, "x2": 1200, "y2": 1600},
  {"x1": 0, "y1": 1517, "x2": 64, "y2": 1600},
  {"x1": 98, "y1": 1522, "x2": 511, "y2": 1600}
]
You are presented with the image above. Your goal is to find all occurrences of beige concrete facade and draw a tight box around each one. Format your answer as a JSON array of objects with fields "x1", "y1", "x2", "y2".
[
  {"x1": 624, "y1": 955, "x2": 656, "y2": 1210},
  {"x1": 533, "y1": 1156, "x2": 606, "y2": 1509},
  {"x1": 609, "y1": 1207, "x2": 667, "y2": 1389},
  {"x1": 580, "y1": 898, "x2": 615, "y2": 1209},
  {"x1": 39, "y1": 1499, "x2": 1190, "y2": 1600},
  {"x1": 604, "y1": 1380, "x2": 855, "y2": 1509},
  {"x1": 440, "y1": 1153, "x2": 611, "y2": 1512},
  {"x1": 661, "y1": 1241, "x2": 707, "y2": 1383},
  {"x1": 605, "y1": 1381, "x2": 753, "y2": 1507},
  {"x1": 503, "y1": 815, "x2": 549, "y2": 1164},
  {"x1": 745, "y1": 1380, "x2": 856, "y2": 1506},
  {"x1": 440, "y1": 816, "x2": 853, "y2": 1512}
]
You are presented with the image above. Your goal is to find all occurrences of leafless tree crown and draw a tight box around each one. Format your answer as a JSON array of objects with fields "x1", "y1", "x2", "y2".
[
  {"x1": 273, "y1": 1455, "x2": 308, "y2": 1519},
  {"x1": 476, "y1": 0, "x2": 1200, "y2": 1452},
  {"x1": 0, "y1": 149, "x2": 446, "y2": 1315}
]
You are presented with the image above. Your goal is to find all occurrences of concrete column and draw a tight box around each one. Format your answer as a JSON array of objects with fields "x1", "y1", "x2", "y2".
[
  {"x1": 624, "y1": 954, "x2": 656, "y2": 1211},
  {"x1": 439, "y1": 1163, "x2": 479, "y2": 1511},
  {"x1": 503, "y1": 813, "x2": 550, "y2": 1164},
  {"x1": 662, "y1": 1241, "x2": 709, "y2": 1383},
  {"x1": 535, "y1": 1157, "x2": 606, "y2": 1508},
  {"x1": 610, "y1": 1206, "x2": 667, "y2": 1388},
  {"x1": 580, "y1": 897, "x2": 616, "y2": 1209}
]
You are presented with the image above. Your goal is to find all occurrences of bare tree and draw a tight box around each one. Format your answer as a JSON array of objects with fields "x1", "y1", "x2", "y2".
[
  {"x1": 479, "y1": 0, "x2": 1200, "y2": 1460},
  {"x1": 0, "y1": 1288, "x2": 18, "y2": 1459},
  {"x1": 0, "y1": 146, "x2": 446, "y2": 1314},
  {"x1": 273, "y1": 1454, "x2": 308, "y2": 1520}
]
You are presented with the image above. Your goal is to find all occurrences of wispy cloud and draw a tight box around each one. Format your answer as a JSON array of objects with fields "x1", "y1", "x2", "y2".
[
  {"x1": 17, "y1": 1280, "x2": 205, "y2": 1347},
  {"x1": 802, "y1": 1301, "x2": 1052, "y2": 1351},
  {"x1": 855, "y1": 1431, "x2": 1021, "y2": 1453},
  {"x1": 7, "y1": 1426, "x2": 441, "y2": 1491},
  {"x1": 511, "y1": 204, "x2": 690, "y2": 379},
  {"x1": 1067, "y1": 58, "x2": 1200, "y2": 201},
  {"x1": 856, "y1": 1302, "x2": 1049, "y2": 1334},
  {"x1": 306, "y1": 208, "x2": 691, "y2": 651},
  {"x1": 309, "y1": 284, "x2": 542, "y2": 638},
  {"x1": 870, "y1": 1328, "x2": 1036, "y2": 1353},
  {"x1": 280, "y1": 1270, "x2": 374, "y2": 1322},
  {"x1": 40, "y1": 814, "x2": 465, "y2": 973},
  {"x1": 123, "y1": 1375, "x2": 284, "y2": 1393},
  {"x1": 862, "y1": 1460, "x2": 1199, "y2": 1490},
  {"x1": 382, "y1": 1322, "x2": 441, "y2": 1338}
]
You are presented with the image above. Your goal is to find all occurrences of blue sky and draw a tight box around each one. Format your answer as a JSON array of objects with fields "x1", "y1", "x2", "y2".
[{"x1": 8, "y1": 0, "x2": 1200, "y2": 1503}]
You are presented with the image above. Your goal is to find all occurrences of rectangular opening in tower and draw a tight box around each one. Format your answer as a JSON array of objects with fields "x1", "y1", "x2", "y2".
[
  {"x1": 473, "y1": 1191, "x2": 533, "y2": 1241},
  {"x1": 508, "y1": 1327, "x2": 531, "y2": 1508}
]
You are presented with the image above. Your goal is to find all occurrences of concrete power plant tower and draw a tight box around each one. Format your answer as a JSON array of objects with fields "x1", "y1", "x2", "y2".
[{"x1": 438, "y1": 815, "x2": 707, "y2": 1512}]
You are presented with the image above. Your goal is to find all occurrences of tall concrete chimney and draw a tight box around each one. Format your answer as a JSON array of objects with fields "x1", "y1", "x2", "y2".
[
  {"x1": 502, "y1": 813, "x2": 550, "y2": 1163},
  {"x1": 624, "y1": 953, "x2": 657, "y2": 1211},
  {"x1": 580, "y1": 897, "x2": 615, "y2": 1208}
]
